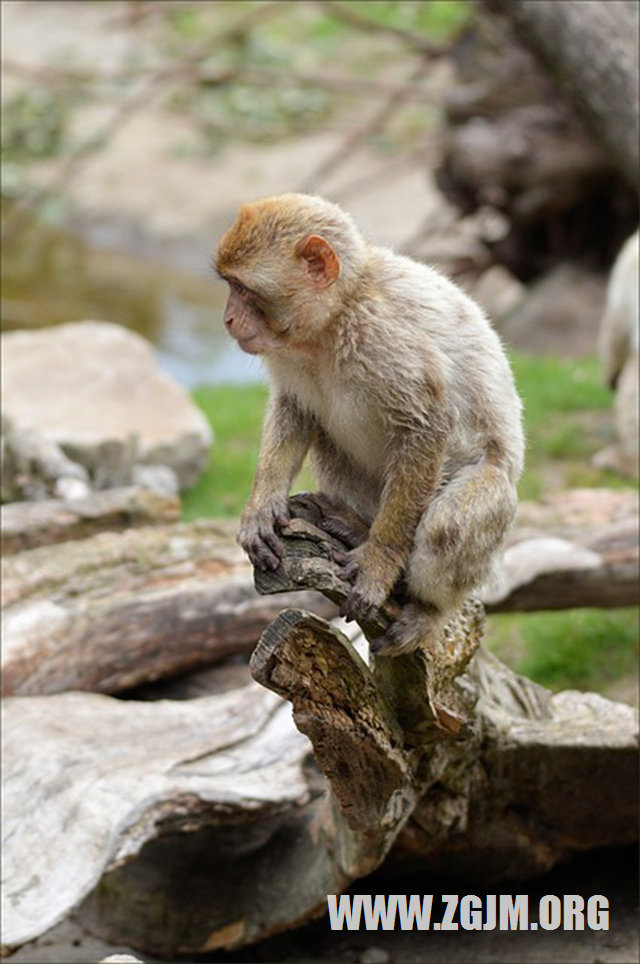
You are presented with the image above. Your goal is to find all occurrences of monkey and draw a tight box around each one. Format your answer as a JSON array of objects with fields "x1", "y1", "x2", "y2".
[
  {"x1": 593, "y1": 230, "x2": 639, "y2": 479},
  {"x1": 215, "y1": 193, "x2": 525, "y2": 655}
]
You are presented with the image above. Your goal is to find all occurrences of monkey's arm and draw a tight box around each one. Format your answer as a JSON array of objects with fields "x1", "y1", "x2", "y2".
[
  {"x1": 239, "y1": 394, "x2": 312, "y2": 571},
  {"x1": 340, "y1": 411, "x2": 448, "y2": 622}
]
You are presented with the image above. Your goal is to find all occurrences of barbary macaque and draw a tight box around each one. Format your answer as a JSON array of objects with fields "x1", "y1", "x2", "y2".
[
  {"x1": 594, "y1": 230, "x2": 639, "y2": 479},
  {"x1": 216, "y1": 194, "x2": 524, "y2": 654}
]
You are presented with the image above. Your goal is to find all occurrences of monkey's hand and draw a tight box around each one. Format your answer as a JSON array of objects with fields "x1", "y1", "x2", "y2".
[
  {"x1": 238, "y1": 497, "x2": 291, "y2": 572},
  {"x1": 336, "y1": 544, "x2": 396, "y2": 623}
]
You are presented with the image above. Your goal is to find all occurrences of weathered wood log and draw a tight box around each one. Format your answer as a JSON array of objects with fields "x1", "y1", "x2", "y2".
[
  {"x1": 0, "y1": 485, "x2": 180, "y2": 554},
  {"x1": 489, "y1": 0, "x2": 639, "y2": 189},
  {"x1": 484, "y1": 488, "x2": 639, "y2": 612},
  {"x1": 1, "y1": 682, "x2": 315, "y2": 954},
  {"x1": 0, "y1": 520, "x2": 336, "y2": 697},
  {"x1": 436, "y1": 8, "x2": 638, "y2": 281},
  {"x1": 2, "y1": 490, "x2": 635, "y2": 698},
  {"x1": 392, "y1": 648, "x2": 639, "y2": 881},
  {"x1": 2, "y1": 497, "x2": 636, "y2": 957}
]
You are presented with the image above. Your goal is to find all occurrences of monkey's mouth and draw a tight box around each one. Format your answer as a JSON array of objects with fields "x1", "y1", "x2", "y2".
[{"x1": 238, "y1": 335, "x2": 261, "y2": 354}]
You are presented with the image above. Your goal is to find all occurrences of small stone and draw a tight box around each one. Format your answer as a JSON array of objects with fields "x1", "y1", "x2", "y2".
[
  {"x1": 360, "y1": 948, "x2": 390, "y2": 964},
  {"x1": 99, "y1": 955, "x2": 144, "y2": 963}
]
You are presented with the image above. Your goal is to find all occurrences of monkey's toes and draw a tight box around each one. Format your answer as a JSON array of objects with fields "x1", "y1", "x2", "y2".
[{"x1": 369, "y1": 631, "x2": 420, "y2": 657}]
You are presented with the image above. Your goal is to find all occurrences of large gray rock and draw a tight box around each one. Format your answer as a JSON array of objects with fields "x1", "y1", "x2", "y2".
[{"x1": 1, "y1": 322, "x2": 212, "y2": 493}]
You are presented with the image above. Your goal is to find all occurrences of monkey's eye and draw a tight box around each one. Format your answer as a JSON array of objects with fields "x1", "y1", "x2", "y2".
[{"x1": 231, "y1": 280, "x2": 248, "y2": 298}]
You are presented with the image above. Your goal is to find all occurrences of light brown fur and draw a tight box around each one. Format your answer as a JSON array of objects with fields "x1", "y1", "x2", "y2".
[{"x1": 216, "y1": 194, "x2": 525, "y2": 654}]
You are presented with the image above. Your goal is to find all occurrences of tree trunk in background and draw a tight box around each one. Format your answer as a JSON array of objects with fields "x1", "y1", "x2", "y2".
[
  {"x1": 489, "y1": 0, "x2": 639, "y2": 190},
  {"x1": 435, "y1": 1, "x2": 638, "y2": 291}
]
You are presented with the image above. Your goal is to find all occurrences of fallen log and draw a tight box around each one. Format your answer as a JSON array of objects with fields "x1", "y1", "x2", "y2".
[
  {"x1": 0, "y1": 520, "x2": 336, "y2": 697},
  {"x1": 436, "y1": 6, "x2": 638, "y2": 282},
  {"x1": 0, "y1": 485, "x2": 180, "y2": 555},
  {"x1": 1, "y1": 494, "x2": 636, "y2": 958},
  {"x1": 484, "y1": 488, "x2": 639, "y2": 611},
  {"x1": 489, "y1": 0, "x2": 639, "y2": 189},
  {"x1": 2, "y1": 489, "x2": 634, "y2": 698}
]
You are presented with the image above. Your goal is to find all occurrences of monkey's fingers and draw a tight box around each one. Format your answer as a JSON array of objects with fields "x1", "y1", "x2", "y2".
[
  {"x1": 332, "y1": 550, "x2": 350, "y2": 566},
  {"x1": 336, "y1": 558, "x2": 359, "y2": 583},
  {"x1": 369, "y1": 633, "x2": 412, "y2": 656},
  {"x1": 370, "y1": 610, "x2": 430, "y2": 656},
  {"x1": 240, "y1": 527, "x2": 282, "y2": 572},
  {"x1": 340, "y1": 587, "x2": 375, "y2": 623},
  {"x1": 248, "y1": 541, "x2": 281, "y2": 572},
  {"x1": 257, "y1": 527, "x2": 286, "y2": 569},
  {"x1": 318, "y1": 515, "x2": 367, "y2": 548}
]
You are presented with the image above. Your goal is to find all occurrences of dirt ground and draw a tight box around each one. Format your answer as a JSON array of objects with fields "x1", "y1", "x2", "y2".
[{"x1": 10, "y1": 847, "x2": 638, "y2": 964}]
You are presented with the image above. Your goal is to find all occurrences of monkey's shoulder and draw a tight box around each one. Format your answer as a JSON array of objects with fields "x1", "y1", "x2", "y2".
[{"x1": 366, "y1": 248, "x2": 494, "y2": 336}]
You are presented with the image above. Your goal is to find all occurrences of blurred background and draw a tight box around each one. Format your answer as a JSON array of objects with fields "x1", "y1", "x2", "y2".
[{"x1": 1, "y1": 0, "x2": 638, "y2": 697}]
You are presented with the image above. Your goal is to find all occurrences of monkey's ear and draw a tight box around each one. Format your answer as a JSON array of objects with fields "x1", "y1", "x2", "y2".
[{"x1": 295, "y1": 235, "x2": 340, "y2": 287}]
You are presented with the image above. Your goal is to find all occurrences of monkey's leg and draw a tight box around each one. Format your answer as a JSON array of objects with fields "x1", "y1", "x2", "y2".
[{"x1": 373, "y1": 459, "x2": 517, "y2": 655}]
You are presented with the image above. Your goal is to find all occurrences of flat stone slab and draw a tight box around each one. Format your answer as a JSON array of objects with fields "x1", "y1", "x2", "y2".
[{"x1": 1, "y1": 321, "x2": 212, "y2": 490}]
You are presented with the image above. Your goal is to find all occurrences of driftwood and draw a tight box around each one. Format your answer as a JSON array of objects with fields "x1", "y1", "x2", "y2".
[
  {"x1": 2, "y1": 489, "x2": 636, "y2": 698},
  {"x1": 0, "y1": 519, "x2": 336, "y2": 697},
  {"x1": 0, "y1": 485, "x2": 180, "y2": 554},
  {"x1": 2, "y1": 494, "x2": 637, "y2": 957},
  {"x1": 484, "y1": 488, "x2": 639, "y2": 611}
]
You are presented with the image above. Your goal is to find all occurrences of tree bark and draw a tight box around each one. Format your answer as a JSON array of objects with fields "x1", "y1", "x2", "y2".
[
  {"x1": 435, "y1": 4, "x2": 638, "y2": 283},
  {"x1": 489, "y1": 0, "x2": 639, "y2": 189}
]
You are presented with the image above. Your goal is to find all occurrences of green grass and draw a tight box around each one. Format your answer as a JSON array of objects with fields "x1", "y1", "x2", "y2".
[
  {"x1": 182, "y1": 384, "x2": 267, "y2": 520},
  {"x1": 182, "y1": 353, "x2": 638, "y2": 699},
  {"x1": 486, "y1": 608, "x2": 638, "y2": 695},
  {"x1": 509, "y1": 352, "x2": 635, "y2": 499},
  {"x1": 182, "y1": 383, "x2": 312, "y2": 520}
]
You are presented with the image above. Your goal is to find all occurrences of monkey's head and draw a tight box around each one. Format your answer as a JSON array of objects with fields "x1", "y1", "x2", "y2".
[{"x1": 215, "y1": 194, "x2": 366, "y2": 355}]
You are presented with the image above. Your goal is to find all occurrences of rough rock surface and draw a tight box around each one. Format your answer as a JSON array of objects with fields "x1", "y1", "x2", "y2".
[{"x1": 1, "y1": 321, "x2": 212, "y2": 491}]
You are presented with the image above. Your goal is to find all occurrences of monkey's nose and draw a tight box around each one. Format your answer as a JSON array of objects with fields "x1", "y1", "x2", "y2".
[{"x1": 225, "y1": 316, "x2": 234, "y2": 330}]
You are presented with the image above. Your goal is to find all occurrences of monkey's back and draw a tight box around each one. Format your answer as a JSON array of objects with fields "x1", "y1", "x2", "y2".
[{"x1": 353, "y1": 248, "x2": 525, "y2": 483}]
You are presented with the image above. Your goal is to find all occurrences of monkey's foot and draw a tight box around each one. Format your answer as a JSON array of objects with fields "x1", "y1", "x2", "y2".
[
  {"x1": 295, "y1": 491, "x2": 370, "y2": 549},
  {"x1": 370, "y1": 602, "x2": 445, "y2": 656}
]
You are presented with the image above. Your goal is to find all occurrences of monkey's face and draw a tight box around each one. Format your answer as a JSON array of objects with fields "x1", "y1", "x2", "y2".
[
  {"x1": 216, "y1": 196, "x2": 348, "y2": 354},
  {"x1": 222, "y1": 279, "x2": 285, "y2": 355}
]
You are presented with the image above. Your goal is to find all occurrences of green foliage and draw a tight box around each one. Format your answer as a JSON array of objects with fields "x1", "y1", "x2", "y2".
[
  {"x1": 2, "y1": 91, "x2": 69, "y2": 163},
  {"x1": 2, "y1": 90, "x2": 73, "y2": 197},
  {"x1": 161, "y1": 0, "x2": 471, "y2": 149},
  {"x1": 487, "y1": 608, "x2": 638, "y2": 694},
  {"x1": 341, "y1": 1, "x2": 472, "y2": 39}
]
